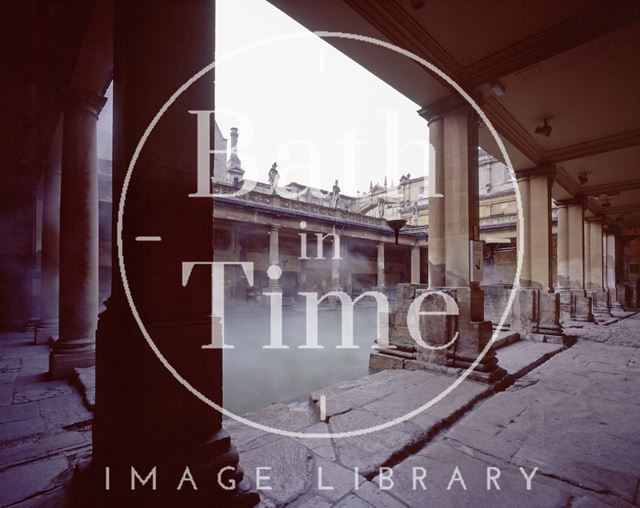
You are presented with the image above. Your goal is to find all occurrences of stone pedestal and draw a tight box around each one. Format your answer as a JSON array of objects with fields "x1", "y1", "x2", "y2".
[
  {"x1": 370, "y1": 284, "x2": 506, "y2": 384},
  {"x1": 560, "y1": 291, "x2": 593, "y2": 322},
  {"x1": 49, "y1": 89, "x2": 105, "y2": 379},
  {"x1": 511, "y1": 289, "x2": 563, "y2": 343},
  {"x1": 588, "y1": 289, "x2": 612, "y2": 321}
]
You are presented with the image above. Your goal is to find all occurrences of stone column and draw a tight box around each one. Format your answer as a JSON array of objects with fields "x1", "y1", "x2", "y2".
[
  {"x1": 568, "y1": 203, "x2": 585, "y2": 290},
  {"x1": 331, "y1": 237, "x2": 342, "y2": 290},
  {"x1": 584, "y1": 220, "x2": 592, "y2": 290},
  {"x1": 92, "y1": 1, "x2": 258, "y2": 505},
  {"x1": 397, "y1": 103, "x2": 505, "y2": 383},
  {"x1": 49, "y1": 89, "x2": 105, "y2": 379},
  {"x1": 268, "y1": 224, "x2": 281, "y2": 290},
  {"x1": 427, "y1": 117, "x2": 445, "y2": 288},
  {"x1": 587, "y1": 219, "x2": 611, "y2": 319},
  {"x1": 269, "y1": 224, "x2": 279, "y2": 266},
  {"x1": 512, "y1": 168, "x2": 562, "y2": 342},
  {"x1": 560, "y1": 199, "x2": 593, "y2": 322},
  {"x1": 605, "y1": 230, "x2": 622, "y2": 311},
  {"x1": 411, "y1": 245, "x2": 420, "y2": 284},
  {"x1": 377, "y1": 242, "x2": 385, "y2": 287},
  {"x1": 516, "y1": 176, "x2": 531, "y2": 287},
  {"x1": 372, "y1": 103, "x2": 506, "y2": 381},
  {"x1": 37, "y1": 155, "x2": 62, "y2": 343},
  {"x1": 556, "y1": 201, "x2": 569, "y2": 290},
  {"x1": 440, "y1": 106, "x2": 503, "y2": 381}
]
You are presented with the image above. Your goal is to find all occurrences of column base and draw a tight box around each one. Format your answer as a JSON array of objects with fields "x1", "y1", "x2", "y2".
[
  {"x1": 49, "y1": 346, "x2": 95, "y2": 379},
  {"x1": 588, "y1": 290, "x2": 613, "y2": 322},
  {"x1": 369, "y1": 286, "x2": 507, "y2": 384},
  {"x1": 573, "y1": 293, "x2": 594, "y2": 322},
  {"x1": 558, "y1": 290, "x2": 594, "y2": 323},
  {"x1": 35, "y1": 319, "x2": 59, "y2": 345},
  {"x1": 510, "y1": 289, "x2": 564, "y2": 343},
  {"x1": 446, "y1": 319, "x2": 508, "y2": 384}
]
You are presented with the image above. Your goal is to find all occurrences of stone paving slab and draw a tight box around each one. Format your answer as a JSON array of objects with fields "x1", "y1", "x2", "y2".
[
  {"x1": 0, "y1": 456, "x2": 70, "y2": 507},
  {"x1": 0, "y1": 332, "x2": 93, "y2": 506},
  {"x1": 309, "y1": 369, "x2": 438, "y2": 419},
  {"x1": 227, "y1": 369, "x2": 493, "y2": 505},
  {"x1": 496, "y1": 341, "x2": 564, "y2": 377},
  {"x1": 373, "y1": 441, "x2": 569, "y2": 508}
]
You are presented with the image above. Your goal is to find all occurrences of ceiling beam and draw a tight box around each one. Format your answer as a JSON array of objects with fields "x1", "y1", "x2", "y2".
[
  {"x1": 481, "y1": 97, "x2": 545, "y2": 165},
  {"x1": 597, "y1": 203, "x2": 640, "y2": 216},
  {"x1": 464, "y1": 0, "x2": 640, "y2": 86},
  {"x1": 580, "y1": 177, "x2": 640, "y2": 197},
  {"x1": 545, "y1": 129, "x2": 640, "y2": 163}
]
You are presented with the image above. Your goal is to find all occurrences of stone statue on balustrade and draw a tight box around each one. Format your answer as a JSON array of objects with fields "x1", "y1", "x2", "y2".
[
  {"x1": 331, "y1": 180, "x2": 341, "y2": 208},
  {"x1": 268, "y1": 162, "x2": 279, "y2": 194}
]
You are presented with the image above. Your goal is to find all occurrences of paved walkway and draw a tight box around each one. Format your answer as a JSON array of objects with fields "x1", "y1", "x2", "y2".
[
  {"x1": 228, "y1": 315, "x2": 640, "y2": 507},
  {"x1": 0, "y1": 333, "x2": 91, "y2": 507},
  {"x1": 0, "y1": 314, "x2": 638, "y2": 506}
]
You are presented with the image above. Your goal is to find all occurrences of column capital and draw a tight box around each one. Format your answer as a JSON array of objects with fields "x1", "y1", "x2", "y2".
[
  {"x1": 62, "y1": 87, "x2": 107, "y2": 118},
  {"x1": 514, "y1": 164, "x2": 555, "y2": 181},
  {"x1": 555, "y1": 196, "x2": 586, "y2": 208},
  {"x1": 585, "y1": 216, "x2": 605, "y2": 224},
  {"x1": 418, "y1": 93, "x2": 479, "y2": 125}
]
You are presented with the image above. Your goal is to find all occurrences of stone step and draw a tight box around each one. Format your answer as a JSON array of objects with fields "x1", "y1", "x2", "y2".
[
  {"x1": 73, "y1": 366, "x2": 96, "y2": 410},
  {"x1": 490, "y1": 330, "x2": 520, "y2": 350}
]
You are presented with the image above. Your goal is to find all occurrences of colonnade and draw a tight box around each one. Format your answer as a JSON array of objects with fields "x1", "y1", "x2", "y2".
[{"x1": 556, "y1": 200, "x2": 620, "y2": 323}]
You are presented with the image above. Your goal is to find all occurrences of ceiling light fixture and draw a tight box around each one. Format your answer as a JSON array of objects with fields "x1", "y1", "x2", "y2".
[
  {"x1": 490, "y1": 81, "x2": 506, "y2": 97},
  {"x1": 535, "y1": 118, "x2": 552, "y2": 137},
  {"x1": 578, "y1": 172, "x2": 589, "y2": 185}
]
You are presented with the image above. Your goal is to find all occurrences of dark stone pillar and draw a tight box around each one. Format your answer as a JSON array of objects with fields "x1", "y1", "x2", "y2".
[
  {"x1": 90, "y1": 1, "x2": 258, "y2": 506},
  {"x1": 49, "y1": 89, "x2": 105, "y2": 378},
  {"x1": 37, "y1": 155, "x2": 62, "y2": 343}
]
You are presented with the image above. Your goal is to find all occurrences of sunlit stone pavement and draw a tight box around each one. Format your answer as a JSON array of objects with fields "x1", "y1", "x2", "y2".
[{"x1": 0, "y1": 313, "x2": 639, "y2": 506}]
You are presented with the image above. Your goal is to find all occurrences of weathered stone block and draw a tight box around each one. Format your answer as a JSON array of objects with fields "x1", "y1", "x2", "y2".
[{"x1": 369, "y1": 352, "x2": 404, "y2": 372}]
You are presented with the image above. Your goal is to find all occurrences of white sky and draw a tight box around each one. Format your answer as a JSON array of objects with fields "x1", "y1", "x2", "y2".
[{"x1": 215, "y1": 0, "x2": 428, "y2": 196}]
